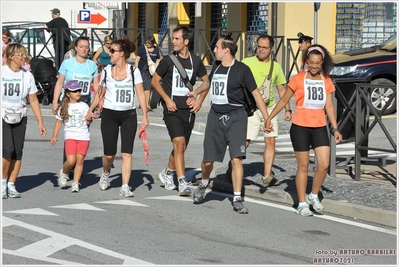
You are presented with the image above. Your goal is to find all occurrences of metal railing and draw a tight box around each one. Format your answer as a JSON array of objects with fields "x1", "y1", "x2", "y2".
[
  {"x1": 329, "y1": 82, "x2": 397, "y2": 180},
  {"x1": 7, "y1": 26, "x2": 301, "y2": 78}
]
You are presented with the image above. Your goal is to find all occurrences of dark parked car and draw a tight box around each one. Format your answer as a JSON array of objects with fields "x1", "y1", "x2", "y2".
[{"x1": 330, "y1": 33, "x2": 397, "y2": 115}]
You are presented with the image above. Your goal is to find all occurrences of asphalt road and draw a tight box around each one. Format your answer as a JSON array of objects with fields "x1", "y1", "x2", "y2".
[{"x1": 2, "y1": 113, "x2": 397, "y2": 265}]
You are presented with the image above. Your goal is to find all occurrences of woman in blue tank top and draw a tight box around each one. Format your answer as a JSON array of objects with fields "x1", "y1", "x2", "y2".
[{"x1": 93, "y1": 35, "x2": 112, "y2": 66}]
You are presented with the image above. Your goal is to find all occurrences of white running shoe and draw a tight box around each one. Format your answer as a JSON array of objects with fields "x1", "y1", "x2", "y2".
[
  {"x1": 58, "y1": 169, "x2": 68, "y2": 188},
  {"x1": 2, "y1": 182, "x2": 7, "y2": 199},
  {"x1": 178, "y1": 178, "x2": 191, "y2": 196},
  {"x1": 120, "y1": 185, "x2": 134, "y2": 197},
  {"x1": 99, "y1": 172, "x2": 110, "y2": 190},
  {"x1": 71, "y1": 182, "x2": 80, "y2": 193},
  {"x1": 7, "y1": 183, "x2": 21, "y2": 198},
  {"x1": 159, "y1": 170, "x2": 176, "y2": 190}
]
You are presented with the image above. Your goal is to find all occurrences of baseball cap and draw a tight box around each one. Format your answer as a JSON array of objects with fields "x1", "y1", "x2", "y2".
[
  {"x1": 64, "y1": 80, "x2": 82, "y2": 91},
  {"x1": 297, "y1": 32, "x2": 313, "y2": 43},
  {"x1": 50, "y1": 8, "x2": 60, "y2": 15}
]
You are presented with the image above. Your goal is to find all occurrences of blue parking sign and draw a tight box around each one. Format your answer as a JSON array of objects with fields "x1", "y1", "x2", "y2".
[{"x1": 79, "y1": 10, "x2": 91, "y2": 22}]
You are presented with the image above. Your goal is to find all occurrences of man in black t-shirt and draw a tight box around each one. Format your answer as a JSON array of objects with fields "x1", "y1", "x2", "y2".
[
  {"x1": 44, "y1": 8, "x2": 71, "y2": 69},
  {"x1": 187, "y1": 33, "x2": 269, "y2": 214},
  {"x1": 151, "y1": 26, "x2": 210, "y2": 197}
]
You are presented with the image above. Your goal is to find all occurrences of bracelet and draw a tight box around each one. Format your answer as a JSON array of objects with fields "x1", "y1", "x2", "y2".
[
  {"x1": 330, "y1": 128, "x2": 339, "y2": 135},
  {"x1": 285, "y1": 110, "x2": 292, "y2": 113}
]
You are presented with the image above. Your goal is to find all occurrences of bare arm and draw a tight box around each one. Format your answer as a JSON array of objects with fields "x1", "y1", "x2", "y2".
[
  {"x1": 50, "y1": 119, "x2": 62, "y2": 145},
  {"x1": 151, "y1": 72, "x2": 176, "y2": 111},
  {"x1": 52, "y1": 73, "x2": 65, "y2": 114},
  {"x1": 92, "y1": 47, "x2": 102, "y2": 64},
  {"x1": 135, "y1": 82, "x2": 149, "y2": 127},
  {"x1": 188, "y1": 74, "x2": 210, "y2": 113},
  {"x1": 86, "y1": 85, "x2": 105, "y2": 120},
  {"x1": 135, "y1": 56, "x2": 141, "y2": 68},
  {"x1": 29, "y1": 93, "x2": 47, "y2": 137},
  {"x1": 265, "y1": 86, "x2": 294, "y2": 132},
  {"x1": 252, "y1": 88, "x2": 269, "y2": 122},
  {"x1": 276, "y1": 84, "x2": 292, "y2": 121}
]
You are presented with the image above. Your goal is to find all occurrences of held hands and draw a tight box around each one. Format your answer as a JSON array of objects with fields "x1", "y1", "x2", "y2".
[
  {"x1": 85, "y1": 111, "x2": 94, "y2": 122},
  {"x1": 86, "y1": 117, "x2": 93, "y2": 125},
  {"x1": 263, "y1": 119, "x2": 274, "y2": 133},
  {"x1": 186, "y1": 91, "x2": 201, "y2": 113}
]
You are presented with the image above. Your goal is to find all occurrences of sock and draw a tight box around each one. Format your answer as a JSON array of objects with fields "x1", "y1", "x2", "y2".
[
  {"x1": 122, "y1": 184, "x2": 128, "y2": 188},
  {"x1": 201, "y1": 179, "x2": 209, "y2": 187},
  {"x1": 166, "y1": 167, "x2": 175, "y2": 175},
  {"x1": 233, "y1": 192, "x2": 241, "y2": 201},
  {"x1": 309, "y1": 193, "x2": 318, "y2": 199},
  {"x1": 7, "y1": 182, "x2": 14, "y2": 188},
  {"x1": 2, "y1": 179, "x2": 6, "y2": 185},
  {"x1": 298, "y1": 202, "x2": 307, "y2": 207}
]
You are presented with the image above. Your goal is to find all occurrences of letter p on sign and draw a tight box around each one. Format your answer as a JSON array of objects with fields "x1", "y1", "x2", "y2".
[{"x1": 79, "y1": 10, "x2": 91, "y2": 22}]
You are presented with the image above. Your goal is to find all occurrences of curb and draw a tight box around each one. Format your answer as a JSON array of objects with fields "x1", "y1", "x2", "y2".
[{"x1": 210, "y1": 177, "x2": 397, "y2": 228}]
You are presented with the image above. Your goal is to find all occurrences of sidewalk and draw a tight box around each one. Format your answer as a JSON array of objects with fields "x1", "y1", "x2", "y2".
[{"x1": 34, "y1": 105, "x2": 397, "y2": 228}]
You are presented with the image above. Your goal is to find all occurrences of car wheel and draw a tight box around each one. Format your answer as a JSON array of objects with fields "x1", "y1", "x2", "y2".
[{"x1": 370, "y1": 78, "x2": 396, "y2": 115}]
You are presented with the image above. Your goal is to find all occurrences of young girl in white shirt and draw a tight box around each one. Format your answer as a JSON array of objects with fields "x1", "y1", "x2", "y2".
[{"x1": 50, "y1": 80, "x2": 92, "y2": 193}]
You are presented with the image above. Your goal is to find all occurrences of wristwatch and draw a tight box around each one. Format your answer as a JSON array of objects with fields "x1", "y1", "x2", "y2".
[{"x1": 330, "y1": 128, "x2": 339, "y2": 135}]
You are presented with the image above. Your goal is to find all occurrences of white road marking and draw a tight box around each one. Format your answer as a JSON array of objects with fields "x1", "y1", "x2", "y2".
[
  {"x1": 2, "y1": 216, "x2": 154, "y2": 265},
  {"x1": 3, "y1": 208, "x2": 60, "y2": 216},
  {"x1": 203, "y1": 190, "x2": 397, "y2": 236},
  {"x1": 48, "y1": 203, "x2": 105, "y2": 211},
  {"x1": 95, "y1": 199, "x2": 149, "y2": 207},
  {"x1": 147, "y1": 195, "x2": 193, "y2": 201}
]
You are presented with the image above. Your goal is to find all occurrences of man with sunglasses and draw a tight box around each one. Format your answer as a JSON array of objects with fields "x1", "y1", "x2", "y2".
[
  {"x1": 151, "y1": 26, "x2": 210, "y2": 196},
  {"x1": 239, "y1": 34, "x2": 292, "y2": 187}
]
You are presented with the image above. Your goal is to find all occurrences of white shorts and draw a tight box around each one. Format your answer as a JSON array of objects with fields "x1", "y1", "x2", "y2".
[{"x1": 247, "y1": 105, "x2": 278, "y2": 140}]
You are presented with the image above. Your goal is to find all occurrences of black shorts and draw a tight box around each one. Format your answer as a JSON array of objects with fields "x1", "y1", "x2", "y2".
[
  {"x1": 163, "y1": 108, "x2": 195, "y2": 144},
  {"x1": 290, "y1": 123, "x2": 329, "y2": 151},
  {"x1": 203, "y1": 108, "x2": 247, "y2": 162},
  {"x1": 100, "y1": 108, "x2": 138, "y2": 155},
  {"x1": 2, "y1": 116, "x2": 28, "y2": 160}
]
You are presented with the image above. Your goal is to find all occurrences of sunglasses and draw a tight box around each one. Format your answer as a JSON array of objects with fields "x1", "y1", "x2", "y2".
[
  {"x1": 109, "y1": 48, "x2": 123, "y2": 54},
  {"x1": 67, "y1": 89, "x2": 82, "y2": 93},
  {"x1": 15, "y1": 53, "x2": 28, "y2": 57}
]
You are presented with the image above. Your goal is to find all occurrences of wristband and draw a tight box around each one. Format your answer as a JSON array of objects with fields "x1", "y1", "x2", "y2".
[
  {"x1": 330, "y1": 128, "x2": 339, "y2": 135},
  {"x1": 285, "y1": 110, "x2": 292, "y2": 113}
]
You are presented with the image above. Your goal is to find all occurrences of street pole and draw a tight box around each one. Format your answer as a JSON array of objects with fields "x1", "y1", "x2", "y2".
[{"x1": 314, "y1": 2, "x2": 321, "y2": 43}]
